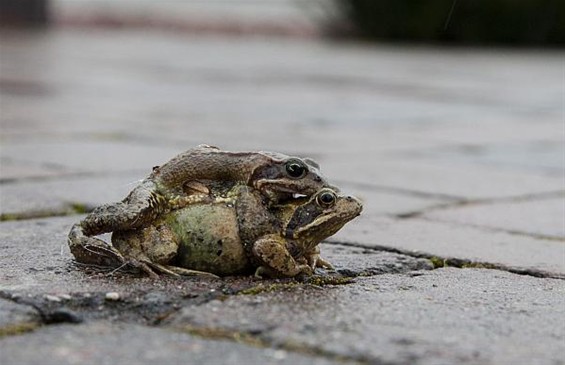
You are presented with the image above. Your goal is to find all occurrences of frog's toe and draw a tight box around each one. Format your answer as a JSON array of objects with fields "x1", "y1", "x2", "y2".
[
  {"x1": 316, "y1": 257, "x2": 335, "y2": 271},
  {"x1": 298, "y1": 264, "x2": 314, "y2": 276},
  {"x1": 151, "y1": 263, "x2": 219, "y2": 279},
  {"x1": 254, "y1": 266, "x2": 268, "y2": 278},
  {"x1": 124, "y1": 259, "x2": 161, "y2": 279}
]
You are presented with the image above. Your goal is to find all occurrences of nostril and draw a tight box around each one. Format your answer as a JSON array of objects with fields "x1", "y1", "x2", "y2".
[{"x1": 315, "y1": 176, "x2": 321, "y2": 182}]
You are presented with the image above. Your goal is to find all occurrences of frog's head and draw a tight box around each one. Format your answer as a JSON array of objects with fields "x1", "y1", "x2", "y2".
[
  {"x1": 250, "y1": 153, "x2": 331, "y2": 203},
  {"x1": 283, "y1": 188, "x2": 362, "y2": 248}
]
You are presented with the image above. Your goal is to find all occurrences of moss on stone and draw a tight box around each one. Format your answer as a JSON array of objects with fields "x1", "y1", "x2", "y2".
[{"x1": 0, "y1": 322, "x2": 41, "y2": 338}]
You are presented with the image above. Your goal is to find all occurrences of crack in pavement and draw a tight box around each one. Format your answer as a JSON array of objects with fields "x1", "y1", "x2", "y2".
[
  {"x1": 417, "y1": 216, "x2": 565, "y2": 242},
  {"x1": 0, "y1": 203, "x2": 93, "y2": 222},
  {"x1": 174, "y1": 325, "x2": 386, "y2": 365},
  {"x1": 394, "y1": 190, "x2": 565, "y2": 219},
  {"x1": 333, "y1": 180, "x2": 464, "y2": 201},
  {"x1": 324, "y1": 240, "x2": 565, "y2": 280}
]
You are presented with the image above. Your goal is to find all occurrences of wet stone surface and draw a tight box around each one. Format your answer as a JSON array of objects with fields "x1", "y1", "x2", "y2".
[
  {"x1": 1, "y1": 27, "x2": 564, "y2": 365},
  {"x1": 167, "y1": 269, "x2": 565, "y2": 365},
  {"x1": 0, "y1": 322, "x2": 352, "y2": 365}
]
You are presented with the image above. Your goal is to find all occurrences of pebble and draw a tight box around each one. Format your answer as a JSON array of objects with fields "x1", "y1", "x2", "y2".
[
  {"x1": 44, "y1": 294, "x2": 61, "y2": 302},
  {"x1": 105, "y1": 292, "x2": 121, "y2": 301}
]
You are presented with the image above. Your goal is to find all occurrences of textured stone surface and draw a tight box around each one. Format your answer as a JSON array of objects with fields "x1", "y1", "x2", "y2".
[
  {"x1": 168, "y1": 269, "x2": 565, "y2": 365},
  {"x1": 324, "y1": 158, "x2": 564, "y2": 200},
  {"x1": 1, "y1": 25, "x2": 563, "y2": 365},
  {"x1": 0, "y1": 173, "x2": 145, "y2": 216},
  {"x1": 0, "y1": 298, "x2": 42, "y2": 335},
  {"x1": 425, "y1": 196, "x2": 565, "y2": 239},
  {"x1": 0, "y1": 322, "x2": 348, "y2": 365},
  {"x1": 332, "y1": 216, "x2": 565, "y2": 275}
]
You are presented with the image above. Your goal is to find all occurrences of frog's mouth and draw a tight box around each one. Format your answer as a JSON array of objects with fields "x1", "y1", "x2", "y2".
[{"x1": 276, "y1": 192, "x2": 309, "y2": 205}]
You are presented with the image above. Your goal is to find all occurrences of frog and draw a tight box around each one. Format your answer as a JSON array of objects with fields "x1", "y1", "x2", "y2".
[
  {"x1": 68, "y1": 145, "x2": 331, "y2": 270},
  {"x1": 107, "y1": 183, "x2": 362, "y2": 278}
]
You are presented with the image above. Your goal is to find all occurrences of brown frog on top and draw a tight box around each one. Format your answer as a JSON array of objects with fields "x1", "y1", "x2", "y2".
[
  {"x1": 68, "y1": 145, "x2": 331, "y2": 271},
  {"x1": 107, "y1": 183, "x2": 362, "y2": 278}
]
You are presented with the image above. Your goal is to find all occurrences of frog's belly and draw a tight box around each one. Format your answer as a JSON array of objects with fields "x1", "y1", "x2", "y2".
[{"x1": 170, "y1": 204, "x2": 251, "y2": 276}]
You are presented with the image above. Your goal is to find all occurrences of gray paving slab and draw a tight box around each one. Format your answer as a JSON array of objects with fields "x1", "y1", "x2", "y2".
[
  {"x1": 338, "y1": 182, "x2": 449, "y2": 217},
  {"x1": 323, "y1": 158, "x2": 564, "y2": 200},
  {"x1": 167, "y1": 268, "x2": 565, "y2": 365},
  {"x1": 320, "y1": 243, "x2": 432, "y2": 276},
  {"x1": 1, "y1": 141, "x2": 180, "y2": 174},
  {"x1": 331, "y1": 215, "x2": 565, "y2": 276},
  {"x1": 425, "y1": 197, "x2": 565, "y2": 239},
  {"x1": 400, "y1": 140, "x2": 564, "y2": 177},
  {"x1": 0, "y1": 321, "x2": 349, "y2": 365},
  {"x1": 0, "y1": 173, "x2": 145, "y2": 217},
  {"x1": 1, "y1": 31, "x2": 562, "y2": 141},
  {"x1": 0, "y1": 158, "x2": 69, "y2": 181}
]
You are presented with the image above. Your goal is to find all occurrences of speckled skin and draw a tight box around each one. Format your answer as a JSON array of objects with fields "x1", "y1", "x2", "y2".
[
  {"x1": 110, "y1": 185, "x2": 362, "y2": 278},
  {"x1": 68, "y1": 145, "x2": 330, "y2": 270}
]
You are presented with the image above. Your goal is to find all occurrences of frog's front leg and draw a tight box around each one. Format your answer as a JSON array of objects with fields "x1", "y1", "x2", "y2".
[
  {"x1": 303, "y1": 246, "x2": 335, "y2": 270},
  {"x1": 252, "y1": 234, "x2": 313, "y2": 277}
]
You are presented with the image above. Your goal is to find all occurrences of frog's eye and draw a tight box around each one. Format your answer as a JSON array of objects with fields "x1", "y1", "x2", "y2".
[
  {"x1": 285, "y1": 159, "x2": 308, "y2": 179},
  {"x1": 316, "y1": 191, "x2": 336, "y2": 207}
]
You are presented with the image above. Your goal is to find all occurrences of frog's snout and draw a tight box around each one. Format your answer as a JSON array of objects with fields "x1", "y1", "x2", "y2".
[{"x1": 345, "y1": 195, "x2": 363, "y2": 215}]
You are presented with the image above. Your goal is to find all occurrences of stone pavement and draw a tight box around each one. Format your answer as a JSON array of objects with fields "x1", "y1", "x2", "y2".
[{"x1": 1, "y1": 28, "x2": 564, "y2": 365}]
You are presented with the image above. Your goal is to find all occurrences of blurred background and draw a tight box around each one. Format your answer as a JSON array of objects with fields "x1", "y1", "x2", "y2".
[
  {"x1": 2, "y1": 0, "x2": 564, "y2": 44},
  {"x1": 1, "y1": 1, "x2": 564, "y2": 268}
]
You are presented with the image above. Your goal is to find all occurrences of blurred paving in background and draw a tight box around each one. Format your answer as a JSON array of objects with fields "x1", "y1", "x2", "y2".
[{"x1": 1, "y1": 2, "x2": 564, "y2": 365}]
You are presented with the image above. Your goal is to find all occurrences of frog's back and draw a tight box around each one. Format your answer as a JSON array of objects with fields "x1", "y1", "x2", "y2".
[{"x1": 170, "y1": 204, "x2": 251, "y2": 276}]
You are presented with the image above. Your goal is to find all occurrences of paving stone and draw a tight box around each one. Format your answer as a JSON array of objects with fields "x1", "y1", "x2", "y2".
[
  {"x1": 1, "y1": 31, "x2": 562, "y2": 142},
  {"x1": 323, "y1": 158, "x2": 564, "y2": 200},
  {"x1": 0, "y1": 158, "x2": 69, "y2": 181},
  {"x1": 424, "y1": 197, "x2": 565, "y2": 239},
  {"x1": 167, "y1": 268, "x2": 565, "y2": 365},
  {"x1": 0, "y1": 321, "x2": 347, "y2": 365},
  {"x1": 320, "y1": 243, "x2": 433, "y2": 276},
  {"x1": 1, "y1": 141, "x2": 180, "y2": 175},
  {"x1": 398, "y1": 140, "x2": 564, "y2": 176},
  {"x1": 0, "y1": 298, "x2": 42, "y2": 335},
  {"x1": 335, "y1": 181, "x2": 449, "y2": 217},
  {"x1": 331, "y1": 216, "x2": 565, "y2": 275},
  {"x1": 0, "y1": 173, "x2": 146, "y2": 216}
]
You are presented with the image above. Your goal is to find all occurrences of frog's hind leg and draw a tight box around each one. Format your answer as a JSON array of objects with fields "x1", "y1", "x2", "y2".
[
  {"x1": 145, "y1": 262, "x2": 219, "y2": 279},
  {"x1": 80, "y1": 180, "x2": 162, "y2": 236},
  {"x1": 68, "y1": 223, "x2": 126, "y2": 267}
]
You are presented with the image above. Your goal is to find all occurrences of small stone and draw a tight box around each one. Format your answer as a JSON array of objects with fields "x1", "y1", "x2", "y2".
[
  {"x1": 59, "y1": 294, "x2": 72, "y2": 300},
  {"x1": 105, "y1": 292, "x2": 120, "y2": 301},
  {"x1": 44, "y1": 295, "x2": 61, "y2": 302}
]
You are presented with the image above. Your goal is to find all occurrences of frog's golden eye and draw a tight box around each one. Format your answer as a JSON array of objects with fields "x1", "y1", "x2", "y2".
[
  {"x1": 317, "y1": 191, "x2": 336, "y2": 207},
  {"x1": 285, "y1": 159, "x2": 308, "y2": 179}
]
